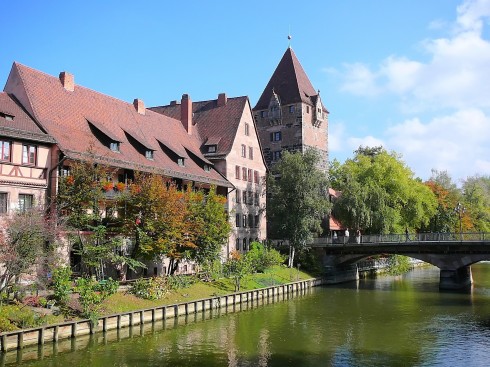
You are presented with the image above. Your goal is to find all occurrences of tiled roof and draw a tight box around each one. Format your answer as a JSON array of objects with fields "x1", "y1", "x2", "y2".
[
  {"x1": 3, "y1": 63, "x2": 232, "y2": 188},
  {"x1": 253, "y1": 47, "x2": 327, "y2": 111},
  {"x1": 151, "y1": 96, "x2": 249, "y2": 157},
  {"x1": 0, "y1": 92, "x2": 54, "y2": 143}
]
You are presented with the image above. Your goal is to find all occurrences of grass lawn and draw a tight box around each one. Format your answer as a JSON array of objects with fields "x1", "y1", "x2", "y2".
[
  {"x1": 0, "y1": 266, "x2": 316, "y2": 332},
  {"x1": 101, "y1": 265, "x2": 314, "y2": 315}
]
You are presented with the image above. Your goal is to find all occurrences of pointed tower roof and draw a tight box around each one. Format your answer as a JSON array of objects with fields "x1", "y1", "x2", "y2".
[{"x1": 254, "y1": 47, "x2": 320, "y2": 111}]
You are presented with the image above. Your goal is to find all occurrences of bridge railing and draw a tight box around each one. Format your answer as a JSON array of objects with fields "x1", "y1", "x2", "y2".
[{"x1": 310, "y1": 232, "x2": 490, "y2": 246}]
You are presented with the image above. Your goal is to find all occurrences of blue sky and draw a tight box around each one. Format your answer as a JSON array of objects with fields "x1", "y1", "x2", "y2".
[{"x1": 2, "y1": 0, "x2": 489, "y2": 183}]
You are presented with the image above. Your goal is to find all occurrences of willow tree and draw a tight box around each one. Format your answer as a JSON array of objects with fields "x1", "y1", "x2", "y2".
[
  {"x1": 267, "y1": 149, "x2": 330, "y2": 267},
  {"x1": 330, "y1": 146, "x2": 437, "y2": 234}
]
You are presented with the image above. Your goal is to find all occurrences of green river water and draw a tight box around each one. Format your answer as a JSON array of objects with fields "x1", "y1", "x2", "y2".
[{"x1": 6, "y1": 264, "x2": 490, "y2": 366}]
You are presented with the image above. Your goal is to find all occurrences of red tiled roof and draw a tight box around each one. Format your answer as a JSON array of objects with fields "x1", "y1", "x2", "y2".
[
  {"x1": 3, "y1": 63, "x2": 231, "y2": 188},
  {"x1": 151, "y1": 96, "x2": 249, "y2": 157},
  {"x1": 329, "y1": 216, "x2": 344, "y2": 231},
  {"x1": 0, "y1": 92, "x2": 54, "y2": 143},
  {"x1": 253, "y1": 47, "x2": 327, "y2": 112}
]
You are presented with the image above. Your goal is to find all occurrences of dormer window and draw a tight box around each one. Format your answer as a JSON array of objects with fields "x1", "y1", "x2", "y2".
[
  {"x1": 0, "y1": 113, "x2": 14, "y2": 121},
  {"x1": 110, "y1": 141, "x2": 120, "y2": 152},
  {"x1": 208, "y1": 145, "x2": 217, "y2": 153},
  {"x1": 204, "y1": 164, "x2": 211, "y2": 172},
  {"x1": 145, "y1": 150, "x2": 154, "y2": 160},
  {"x1": 178, "y1": 158, "x2": 185, "y2": 167}
]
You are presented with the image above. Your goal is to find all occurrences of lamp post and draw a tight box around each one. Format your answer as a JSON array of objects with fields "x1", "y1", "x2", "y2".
[{"x1": 455, "y1": 202, "x2": 465, "y2": 241}]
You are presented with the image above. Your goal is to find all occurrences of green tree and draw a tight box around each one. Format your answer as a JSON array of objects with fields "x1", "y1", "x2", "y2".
[
  {"x1": 423, "y1": 170, "x2": 461, "y2": 233},
  {"x1": 331, "y1": 146, "x2": 437, "y2": 234},
  {"x1": 223, "y1": 251, "x2": 252, "y2": 292},
  {"x1": 0, "y1": 209, "x2": 54, "y2": 297},
  {"x1": 57, "y1": 159, "x2": 143, "y2": 279},
  {"x1": 188, "y1": 187, "x2": 232, "y2": 270},
  {"x1": 267, "y1": 150, "x2": 330, "y2": 267},
  {"x1": 462, "y1": 175, "x2": 490, "y2": 232}
]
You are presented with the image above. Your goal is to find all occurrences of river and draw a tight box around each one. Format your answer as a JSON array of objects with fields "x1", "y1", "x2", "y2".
[{"x1": 9, "y1": 264, "x2": 490, "y2": 366}]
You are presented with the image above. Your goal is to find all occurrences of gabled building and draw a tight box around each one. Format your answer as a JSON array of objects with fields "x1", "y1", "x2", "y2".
[
  {"x1": 253, "y1": 47, "x2": 329, "y2": 173},
  {"x1": 150, "y1": 93, "x2": 267, "y2": 257},
  {"x1": 3, "y1": 62, "x2": 234, "y2": 275},
  {"x1": 0, "y1": 92, "x2": 55, "y2": 214}
]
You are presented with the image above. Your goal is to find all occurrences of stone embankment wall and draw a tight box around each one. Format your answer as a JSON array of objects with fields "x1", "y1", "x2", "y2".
[{"x1": 0, "y1": 278, "x2": 325, "y2": 357}]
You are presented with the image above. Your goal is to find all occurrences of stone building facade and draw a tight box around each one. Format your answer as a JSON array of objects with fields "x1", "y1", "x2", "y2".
[{"x1": 253, "y1": 47, "x2": 328, "y2": 173}]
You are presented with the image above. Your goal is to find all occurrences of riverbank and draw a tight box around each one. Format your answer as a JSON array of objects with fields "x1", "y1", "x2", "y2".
[{"x1": 0, "y1": 266, "x2": 320, "y2": 352}]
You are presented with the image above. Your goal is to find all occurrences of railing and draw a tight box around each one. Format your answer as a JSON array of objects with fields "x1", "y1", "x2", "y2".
[{"x1": 310, "y1": 232, "x2": 490, "y2": 246}]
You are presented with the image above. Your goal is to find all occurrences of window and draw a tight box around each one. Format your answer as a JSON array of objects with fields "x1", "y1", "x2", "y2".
[
  {"x1": 236, "y1": 214, "x2": 241, "y2": 227},
  {"x1": 273, "y1": 151, "x2": 282, "y2": 161},
  {"x1": 248, "y1": 169, "x2": 252, "y2": 182},
  {"x1": 242, "y1": 190, "x2": 247, "y2": 204},
  {"x1": 0, "y1": 112, "x2": 14, "y2": 121},
  {"x1": 255, "y1": 215, "x2": 259, "y2": 228},
  {"x1": 22, "y1": 145, "x2": 37, "y2": 165},
  {"x1": 289, "y1": 105, "x2": 295, "y2": 113},
  {"x1": 110, "y1": 142, "x2": 120, "y2": 152},
  {"x1": 145, "y1": 150, "x2": 154, "y2": 160},
  {"x1": 243, "y1": 238, "x2": 248, "y2": 251},
  {"x1": 241, "y1": 144, "x2": 246, "y2": 157},
  {"x1": 306, "y1": 106, "x2": 310, "y2": 113},
  {"x1": 254, "y1": 170, "x2": 259, "y2": 184},
  {"x1": 18, "y1": 194, "x2": 33, "y2": 212},
  {"x1": 254, "y1": 192, "x2": 259, "y2": 206},
  {"x1": 248, "y1": 214, "x2": 253, "y2": 228},
  {"x1": 204, "y1": 164, "x2": 211, "y2": 172},
  {"x1": 208, "y1": 145, "x2": 216, "y2": 153},
  {"x1": 60, "y1": 166, "x2": 71, "y2": 177},
  {"x1": 236, "y1": 238, "x2": 241, "y2": 251},
  {"x1": 261, "y1": 111, "x2": 267, "y2": 118},
  {"x1": 178, "y1": 158, "x2": 185, "y2": 167},
  {"x1": 235, "y1": 165, "x2": 241, "y2": 179},
  {"x1": 242, "y1": 167, "x2": 247, "y2": 181},
  {"x1": 247, "y1": 191, "x2": 253, "y2": 204},
  {"x1": 245, "y1": 123, "x2": 250, "y2": 136},
  {"x1": 249, "y1": 147, "x2": 253, "y2": 160},
  {"x1": 0, "y1": 193, "x2": 7, "y2": 214},
  {"x1": 242, "y1": 215, "x2": 247, "y2": 228},
  {"x1": 236, "y1": 189, "x2": 241, "y2": 203},
  {"x1": 0, "y1": 141, "x2": 10, "y2": 162},
  {"x1": 270, "y1": 131, "x2": 281, "y2": 142}
]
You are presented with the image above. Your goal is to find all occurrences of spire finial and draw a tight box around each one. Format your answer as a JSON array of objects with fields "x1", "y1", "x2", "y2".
[{"x1": 288, "y1": 25, "x2": 292, "y2": 48}]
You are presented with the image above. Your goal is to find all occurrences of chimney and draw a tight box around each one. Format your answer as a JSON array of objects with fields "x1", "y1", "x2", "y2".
[
  {"x1": 170, "y1": 100, "x2": 179, "y2": 106},
  {"x1": 133, "y1": 98, "x2": 145, "y2": 115},
  {"x1": 59, "y1": 71, "x2": 74, "y2": 92},
  {"x1": 217, "y1": 93, "x2": 227, "y2": 107},
  {"x1": 181, "y1": 94, "x2": 192, "y2": 134}
]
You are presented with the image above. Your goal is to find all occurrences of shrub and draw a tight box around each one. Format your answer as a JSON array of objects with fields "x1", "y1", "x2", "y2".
[
  {"x1": 129, "y1": 277, "x2": 170, "y2": 300},
  {"x1": 0, "y1": 304, "x2": 46, "y2": 331},
  {"x1": 22, "y1": 295, "x2": 44, "y2": 307},
  {"x1": 246, "y1": 242, "x2": 285, "y2": 273},
  {"x1": 76, "y1": 277, "x2": 118, "y2": 325},
  {"x1": 51, "y1": 266, "x2": 73, "y2": 306},
  {"x1": 167, "y1": 275, "x2": 198, "y2": 290}
]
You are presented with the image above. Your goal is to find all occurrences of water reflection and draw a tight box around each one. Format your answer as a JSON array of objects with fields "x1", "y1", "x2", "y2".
[{"x1": 7, "y1": 264, "x2": 490, "y2": 367}]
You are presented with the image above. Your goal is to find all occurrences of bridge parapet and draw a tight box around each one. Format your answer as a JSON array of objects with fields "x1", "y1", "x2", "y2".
[{"x1": 310, "y1": 232, "x2": 490, "y2": 247}]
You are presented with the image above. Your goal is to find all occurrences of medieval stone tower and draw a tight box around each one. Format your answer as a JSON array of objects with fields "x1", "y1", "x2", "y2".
[{"x1": 253, "y1": 47, "x2": 328, "y2": 173}]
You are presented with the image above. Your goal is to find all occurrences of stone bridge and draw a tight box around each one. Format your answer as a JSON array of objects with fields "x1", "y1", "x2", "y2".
[{"x1": 309, "y1": 232, "x2": 490, "y2": 290}]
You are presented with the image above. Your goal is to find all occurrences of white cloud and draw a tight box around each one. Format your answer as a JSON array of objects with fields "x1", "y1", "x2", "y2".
[
  {"x1": 385, "y1": 109, "x2": 490, "y2": 181},
  {"x1": 337, "y1": 0, "x2": 490, "y2": 112},
  {"x1": 339, "y1": 63, "x2": 380, "y2": 97},
  {"x1": 347, "y1": 136, "x2": 385, "y2": 152}
]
